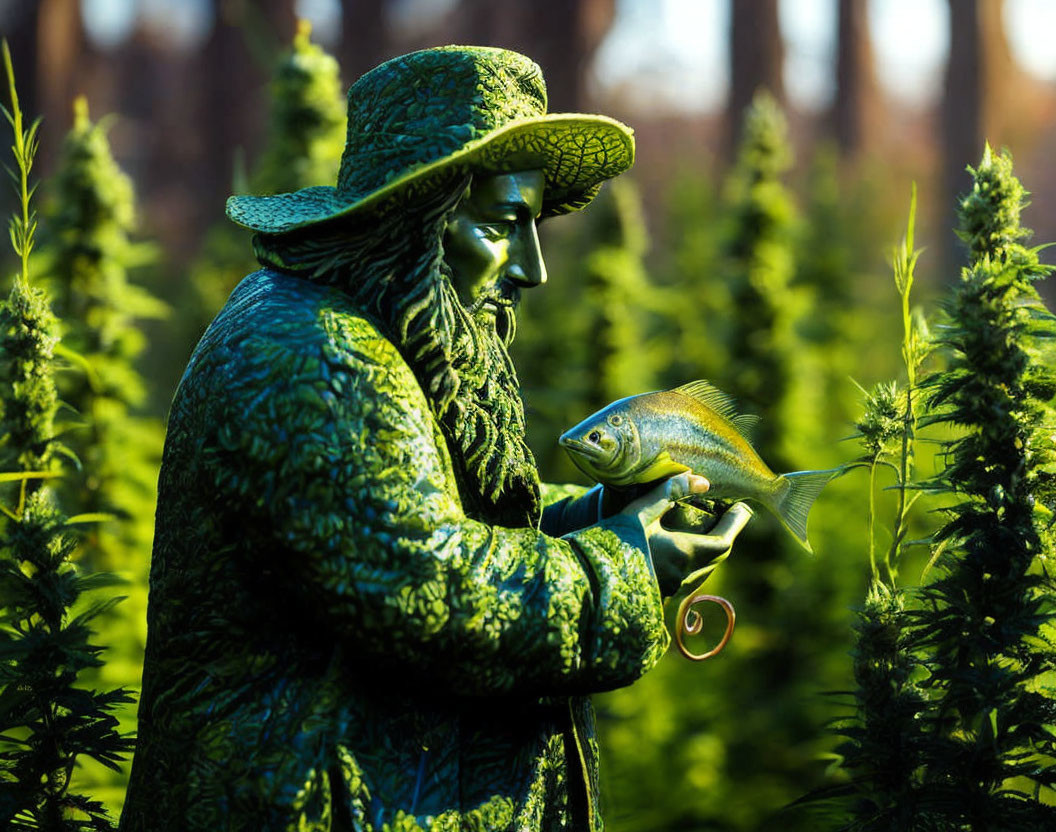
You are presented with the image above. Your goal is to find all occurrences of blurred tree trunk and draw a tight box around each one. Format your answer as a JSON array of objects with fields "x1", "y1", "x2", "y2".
[
  {"x1": 941, "y1": 0, "x2": 1015, "y2": 275},
  {"x1": 199, "y1": 1, "x2": 278, "y2": 228},
  {"x1": 36, "y1": 0, "x2": 92, "y2": 169},
  {"x1": 339, "y1": 0, "x2": 389, "y2": 83},
  {"x1": 830, "y1": 0, "x2": 879, "y2": 156},
  {"x1": 518, "y1": 0, "x2": 615, "y2": 111},
  {"x1": 450, "y1": 0, "x2": 615, "y2": 111},
  {"x1": 260, "y1": 0, "x2": 297, "y2": 41},
  {"x1": 727, "y1": 0, "x2": 784, "y2": 154}
]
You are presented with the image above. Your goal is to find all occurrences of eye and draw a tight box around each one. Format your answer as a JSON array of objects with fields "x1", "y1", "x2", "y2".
[
  {"x1": 588, "y1": 430, "x2": 601, "y2": 444},
  {"x1": 479, "y1": 221, "x2": 515, "y2": 240},
  {"x1": 608, "y1": 414, "x2": 623, "y2": 427}
]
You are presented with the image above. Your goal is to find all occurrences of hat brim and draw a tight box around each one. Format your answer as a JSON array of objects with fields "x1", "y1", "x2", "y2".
[{"x1": 225, "y1": 113, "x2": 634, "y2": 235}]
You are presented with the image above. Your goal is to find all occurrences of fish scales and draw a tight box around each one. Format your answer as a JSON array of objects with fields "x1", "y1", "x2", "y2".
[
  {"x1": 559, "y1": 381, "x2": 833, "y2": 552},
  {"x1": 633, "y1": 391, "x2": 779, "y2": 501}
]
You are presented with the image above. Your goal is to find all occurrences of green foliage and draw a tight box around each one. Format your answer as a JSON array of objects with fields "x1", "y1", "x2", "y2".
[
  {"x1": 794, "y1": 149, "x2": 894, "y2": 462},
  {"x1": 515, "y1": 177, "x2": 662, "y2": 481},
  {"x1": 715, "y1": 92, "x2": 802, "y2": 466},
  {"x1": 820, "y1": 149, "x2": 1056, "y2": 832},
  {"x1": 45, "y1": 97, "x2": 166, "y2": 552},
  {"x1": 832, "y1": 581, "x2": 934, "y2": 831},
  {"x1": 659, "y1": 160, "x2": 722, "y2": 386},
  {"x1": 1, "y1": 42, "x2": 39, "y2": 294},
  {"x1": 909, "y1": 147, "x2": 1056, "y2": 828},
  {"x1": 0, "y1": 39, "x2": 132, "y2": 831},
  {"x1": 0, "y1": 494, "x2": 135, "y2": 831},
  {"x1": 185, "y1": 20, "x2": 346, "y2": 336},
  {"x1": 956, "y1": 144, "x2": 1031, "y2": 265},
  {"x1": 580, "y1": 178, "x2": 662, "y2": 409},
  {"x1": 814, "y1": 190, "x2": 937, "y2": 830},
  {"x1": 41, "y1": 97, "x2": 167, "y2": 815},
  {"x1": 0, "y1": 280, "x2": 59, "y2": 479},
  {"x1": 0, "y1": 41, "x2": 55, "y2": 484},
  {"x1": 251, "y1": 19, "x2": 346, "y2": 197}
]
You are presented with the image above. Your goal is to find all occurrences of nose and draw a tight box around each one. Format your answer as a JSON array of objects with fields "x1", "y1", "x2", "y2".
[{"x1": 504, "y1": 221, "x2": 547, "y2": 289}]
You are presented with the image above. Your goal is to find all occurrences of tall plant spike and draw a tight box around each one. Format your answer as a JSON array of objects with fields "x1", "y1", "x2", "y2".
[
  {"x1": 0, "y1": 38, "x2": 58, "y2": 493},
  {"x1": 184, "y1": 20, "x2": 346, "y2": 351},
  {"x1": 718, "y1": 91, "x2": 802, "y2": 468},
  {"x1": 810, "y1": 189, "x2": 935, "y2": 828},
  {"x1": 0, "y1": 40, "x2": 135, "y2": 830},
  {"x1": 913, "y1": 146, "x2": 1056, "y2": 828},
  {"x1": 251, "y1": 18, "x2": 346, "y2": 196},
  {"x1": 44, "y1": 92, "x2": 167, "y2": 816},
  {"x1": 1, "y1": 40, "x2": 40, "y2": 289}
]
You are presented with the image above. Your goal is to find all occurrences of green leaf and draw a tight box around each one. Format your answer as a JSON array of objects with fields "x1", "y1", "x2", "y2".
[{"x1": 65, "y1": 512, "x2": 116, "y2": 525}]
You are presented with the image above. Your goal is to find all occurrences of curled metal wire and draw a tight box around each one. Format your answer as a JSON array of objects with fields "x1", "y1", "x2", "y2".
[{"x1": 675, "y1": 591, "x2": 735, "y2": 661}]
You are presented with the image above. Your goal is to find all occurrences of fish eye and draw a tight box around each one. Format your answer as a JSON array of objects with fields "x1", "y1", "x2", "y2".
[
  {"x1": 608, "y1": 414, "x2": 623, "y2": 427},
  {"x1": 588, "y1": 430, "x2": 601, "y2": 444}
]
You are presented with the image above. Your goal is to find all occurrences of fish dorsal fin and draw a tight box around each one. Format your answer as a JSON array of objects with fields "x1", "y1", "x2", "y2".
[
  {"x1": 731, "y1": 413, "x2": 761, "y2": 440},
  {"x1": 673, "y1": 380, "x2": 759, "y2": 441},
  {"x1": 673, "y1": 380, "x2": 739, "y2": 419}
]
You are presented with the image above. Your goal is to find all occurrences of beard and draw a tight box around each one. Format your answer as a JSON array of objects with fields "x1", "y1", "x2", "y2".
[{"x1": 430, "y1": 271, "x2": 541, "y2": 528}]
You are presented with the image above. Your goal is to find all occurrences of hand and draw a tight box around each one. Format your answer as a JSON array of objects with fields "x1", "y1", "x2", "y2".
[{"x1": 619, "y1": 473, "x2": 753, "y2": 596}]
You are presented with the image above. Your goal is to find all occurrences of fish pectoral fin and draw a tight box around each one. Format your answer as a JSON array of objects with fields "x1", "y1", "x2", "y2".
[{"x1": 636, "y1": 451, "x2": 691, "y2": 483}]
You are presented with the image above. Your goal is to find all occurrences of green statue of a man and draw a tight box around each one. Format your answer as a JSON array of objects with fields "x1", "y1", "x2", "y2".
[{"x1": 119, "y1": 46, "x2": 750, "y2": 832}]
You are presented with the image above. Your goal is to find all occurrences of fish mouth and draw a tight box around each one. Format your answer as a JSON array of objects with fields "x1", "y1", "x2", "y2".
[
  {"x1": 558, "y1": 433, "x2": 613, "y2": 480},
  {"x1": 558, "y1": 433, "x2": 601, "y2": 456},
  {"x1": 558, "y1": 433, "x2": 583, "y2": 451}
]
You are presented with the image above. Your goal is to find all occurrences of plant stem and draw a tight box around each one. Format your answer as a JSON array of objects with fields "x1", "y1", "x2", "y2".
[
  {"x1": 868, "y1": 459, "x2": 878, "y2": 580},
  {"x1": 2, "y1": 40, "x2": 30, "y2": 286},
  {"x1": 886, "y1": 184, "x2": 919, "y2": 582}
]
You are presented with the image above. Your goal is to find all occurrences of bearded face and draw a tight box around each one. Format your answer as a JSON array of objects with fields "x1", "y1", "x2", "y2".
[{"x1": 434, "y1": 169, "x2": 548, "y2": 527}]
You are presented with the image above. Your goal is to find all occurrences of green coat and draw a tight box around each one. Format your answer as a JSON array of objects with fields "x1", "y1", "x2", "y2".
[{"x1": 119, "y1": 269, "x2": 669, "y2": 831}]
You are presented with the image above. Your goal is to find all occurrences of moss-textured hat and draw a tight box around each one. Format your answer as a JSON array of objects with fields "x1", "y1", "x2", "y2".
[{"x1": 226, "y1": 45, "x2": 635, "y2": 234}]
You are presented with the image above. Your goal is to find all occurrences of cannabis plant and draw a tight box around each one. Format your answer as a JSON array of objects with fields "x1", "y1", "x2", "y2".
[
  {"x1": 714, "y1": 91, "x2": 802, "y2": 466},
  {"x1": 912, "y1": 146, "x2": 1056, "y2": 829},
  {"x1": 45, "y1": 96, "x2": 166, "y2": 572},
  {"x1": 42, "y1": 96, "x2": 166, "y2": 814},
  {"x1": 250, "y1": 18, "x2": 346, "y2": 197},
  {"x1": 0, "y1": 41, "x2": 133, "y2": 830},
  {"x1": 186, "y1": 19, "x2": 346, "y2": 329},
  {"x1": 818, "y1": 190, "x2": 937, "y2": 831}
]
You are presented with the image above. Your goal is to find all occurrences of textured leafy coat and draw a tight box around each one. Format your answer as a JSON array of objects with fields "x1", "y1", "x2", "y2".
[{"x1": 118, "y1": 269, "x2": 670, "y2": 831}]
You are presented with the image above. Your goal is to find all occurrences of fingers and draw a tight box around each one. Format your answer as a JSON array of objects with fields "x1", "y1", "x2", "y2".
[
  {"x1": 654, "y1": 502, "x2": 754, "y2": 592},
  {"x1": 707, "y1": 502, "x2": 754, "y2": 548},
  {"x1": 619, "y1": 472, "x2": 710, "y2": 527}
]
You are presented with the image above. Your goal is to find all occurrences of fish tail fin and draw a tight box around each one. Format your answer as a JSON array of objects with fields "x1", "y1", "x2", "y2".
[{"x1": 773, "y1": 469, "x2": 836, "y2": 553}]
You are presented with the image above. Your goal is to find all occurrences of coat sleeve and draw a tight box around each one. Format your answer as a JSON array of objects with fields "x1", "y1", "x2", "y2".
[
  {"x1": 204, "y1": 319, "x2": 670, "y2": 697},
  {"x1": 540, "y1": 483, "x2": 604, "y2": 537}
]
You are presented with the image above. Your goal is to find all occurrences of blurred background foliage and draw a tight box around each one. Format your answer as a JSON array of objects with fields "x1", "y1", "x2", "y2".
[{"x1": 3, "y1": 0, "x2": 1056, "y2": 829}]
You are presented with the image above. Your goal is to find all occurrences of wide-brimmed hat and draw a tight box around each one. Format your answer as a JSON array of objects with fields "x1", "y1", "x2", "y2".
[{"x1": 226, "y1": 45, "x2": 635, "y2": 234}]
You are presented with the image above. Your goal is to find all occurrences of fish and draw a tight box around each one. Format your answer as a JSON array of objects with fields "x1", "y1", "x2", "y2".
[{"x1": 558, "y1": 380, "x2": 833, "y2": 553}]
